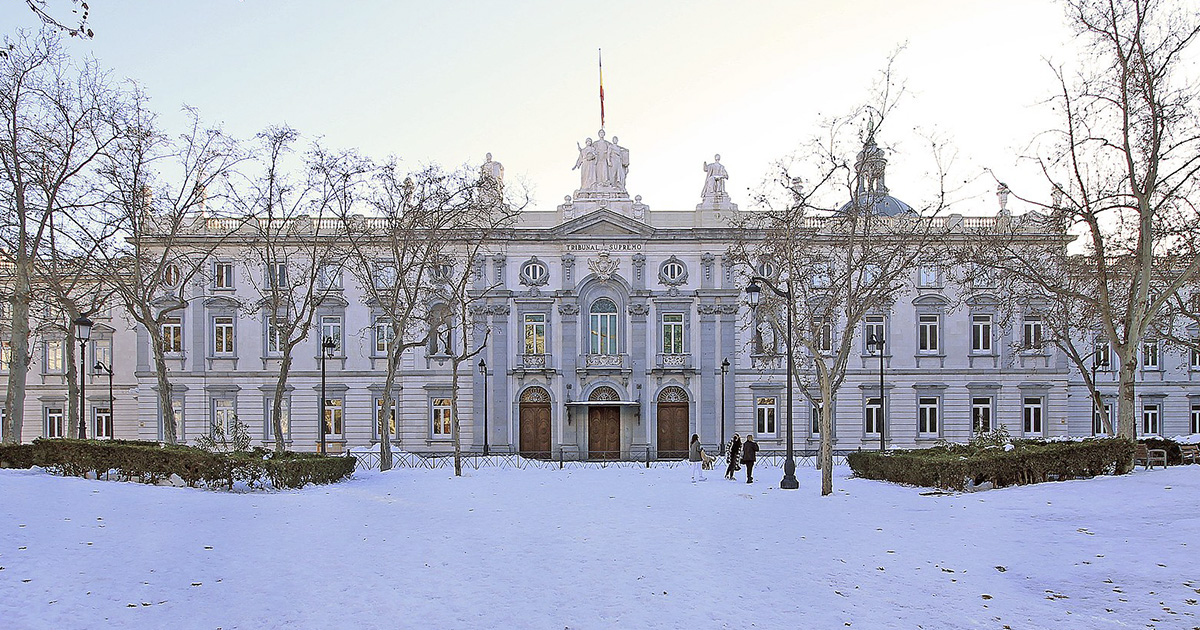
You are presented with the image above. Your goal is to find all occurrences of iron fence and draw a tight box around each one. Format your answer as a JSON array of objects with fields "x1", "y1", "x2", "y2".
[{"x1": 351, "y1": 448, "x2": 854, "y2": 471}]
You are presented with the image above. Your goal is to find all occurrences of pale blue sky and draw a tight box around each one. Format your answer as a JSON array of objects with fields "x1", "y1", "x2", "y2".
[{"x1": 3, "y1": 0, "x2": 1078, "y2": 213}]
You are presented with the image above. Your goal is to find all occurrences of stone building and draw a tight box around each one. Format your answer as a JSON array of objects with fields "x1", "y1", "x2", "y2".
[{"x1": 3, "y1": 130, "x2": 1199, "y2": 454}]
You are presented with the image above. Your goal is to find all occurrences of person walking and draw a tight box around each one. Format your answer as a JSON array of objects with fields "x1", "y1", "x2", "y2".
[
  {"x1": 725, "y1": 433, "x2": 742, "y2": 480},
  {"x1": 741, "y1": 434, "x2": 759, "y2": 484},
  {"x1": 688, "y1": 434, "x2": 707, "y2": 483}
]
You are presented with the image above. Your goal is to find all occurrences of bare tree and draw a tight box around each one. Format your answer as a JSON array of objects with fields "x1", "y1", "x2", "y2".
[
  {"x1": 732, "y1": 55, "x2": 958, "y2": 496},
  {"x1": 979, "y1": 0, "x2": 1200, "y2": 442},
  {"x1": 1, "y1": 32, "x2": 125, "y2": 443},
  {"x1": 90, "y1": 100, "x2": 243, "y2": 445},
  {"x1": 339, "y1": 161, "x2": 521, "y2": 472},
  {"x1": 228, "y1": 128, "x2": 349, "y2": 452}
]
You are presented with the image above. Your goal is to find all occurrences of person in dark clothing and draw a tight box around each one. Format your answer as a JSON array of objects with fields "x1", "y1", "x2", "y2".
[
  {"x1": 688, "y1": 434, "x2": 707, "y2": 483},
  {"x1": 741, "y1": 434, "x2": 759, "y2": 483},
  {"x1": 725, "y1": 434, "x2": 742, "y2": 480}
]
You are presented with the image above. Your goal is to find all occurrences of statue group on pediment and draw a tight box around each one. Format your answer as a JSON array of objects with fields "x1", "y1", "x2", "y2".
[{"x1": 574, "y1": 129, "x2": 630, "y2": 194}]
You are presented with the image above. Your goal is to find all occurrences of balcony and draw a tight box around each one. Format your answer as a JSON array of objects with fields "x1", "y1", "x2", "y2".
[
  {"x1": 654, "y1": 353, "x2": 693, "y2": 371},
  {"x1": 519, "y1": 353, "x2": 552, "y2": 370}
]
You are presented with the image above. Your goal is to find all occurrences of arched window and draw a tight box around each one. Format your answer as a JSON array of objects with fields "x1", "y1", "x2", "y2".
[{"x1": 589, "y1": 298, "x2": 618, "y2": 355}]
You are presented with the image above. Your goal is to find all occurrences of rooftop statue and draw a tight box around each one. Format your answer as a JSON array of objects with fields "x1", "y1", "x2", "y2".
[
  {"x1": 481, "y1": 152, "x2": 504, "y2": 185},
  {"x1": 574, "y1": 129, "x2": 628, "y2": 194},
  {"x1": 701, "y1": 154, "x2": 728, "y2": 198}
]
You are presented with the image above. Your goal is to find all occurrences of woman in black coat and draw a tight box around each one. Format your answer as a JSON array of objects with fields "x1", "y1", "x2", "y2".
[
  {"x1": 725, "y1": 434, "x2": 742, "y2": 480},
  {"x1": 741, "y1": 434, "x2": 759, "y2": 484}
]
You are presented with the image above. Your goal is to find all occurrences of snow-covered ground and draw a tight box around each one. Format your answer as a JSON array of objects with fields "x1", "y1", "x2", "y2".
[{"x1": 2, "y1": 463, "x2": 1197, "y2": 629}]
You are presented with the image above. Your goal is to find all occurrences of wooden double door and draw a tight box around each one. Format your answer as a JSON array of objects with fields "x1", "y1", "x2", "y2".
[
  {"x1": 587, "y1": 406, "x2": 620, "y2": 460},
  {"x1": 657, "y1": 402, "x2": 689, "y2": 459},
  {"x1": 519, "y1": 402, "x2": 551, "y2": 459}
]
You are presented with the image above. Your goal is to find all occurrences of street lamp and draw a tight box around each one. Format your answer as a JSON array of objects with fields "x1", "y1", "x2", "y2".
[
  {"x1": 73, "y1": 315, "x2": 93, "y2": 440},
  {"x1": 94, "y1": 361, "x2": 114, "y2": 437},
  {"x1": 478, "y1": 358, "x2": 489, "y2": 456},
  {"x1": 720, "y1": 358, "x2": 730, "y2": 453},
  {"x1": 320, "y1": 336, "x2": 336, "y2": 455},
  {"x1": 1090, "y1": 345, "x2": 1110, "y2": 435},
  {"x1": 745, "y1": 276, "x2": 799, "y2": 490},
  {"x1": 867, "y1": 333, "x2": 885, "y2": 451}
]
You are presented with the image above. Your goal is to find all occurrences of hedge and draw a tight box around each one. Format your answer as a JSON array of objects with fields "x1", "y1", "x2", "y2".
[
  {"x1": 846, "y1": 437, "x2": 1135, "y2": 491},
  {"x1": 0, "y1": 439, "x2": 356, "y2": 490}
]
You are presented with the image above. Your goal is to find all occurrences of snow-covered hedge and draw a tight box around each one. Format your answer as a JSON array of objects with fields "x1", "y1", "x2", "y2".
[
  {"x1": 0, "y1": 439, "x2": 356, "y2": 490},
  {"x1": 846, "y1": 437, "x2": 1135, "y2": 491}
]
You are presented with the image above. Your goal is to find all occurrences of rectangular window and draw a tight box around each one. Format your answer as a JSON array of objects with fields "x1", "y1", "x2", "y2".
[
  {"x1": 214, "y1": 262, "x2": 235, "y2": 289},
  {"x1": 971, "y1": 397, "x2": 992, "y2": 434},
  {"x1": 1191, "y1": 403, "x2": 1200, "y2": 434},
  {"x1": 213, "y1": 316, "x2": 235, "y2": 354},
  {"x1": 816, "y1": 322, "x2": 832, "y2": 354},
  {"x1": 1141, "y1": 403, "x2": 1161, "y2": 436},
  {"x1": 265, "y1": 397, "x2": 290, "y2": 440},
  {"x1": 92, "y1": 340, "x2": 112, "y2": 374},
  {"x1": 1023, "y1": 397, "x2": 1044, "y2": 436},
  {"x1": 45, "y1": 339, "x2": 64, "y2": 373},
  {"x1": 374, "y1": 263, "x2": 398, "y2": 288},
  {"x1": 375, "y1": 397, "x2": 397, "y2": 440},
  {"x1": 317, "y1": 264, "x2": 342, "y2": 290},
  {"x1": 1191, "y1": 341, "x2": 1200, "y2": 370},
  {"x1": 864, "y1": 316, "x2": 885, "y2": 354},
  {"x1": 93, "y1": 407, "x2": 113, "y2": 439},
  {"x1": 0, "y1": 339, "x2": 11, "y2": 371},
  {"x1": 524, "y1": 313, "x2": 546, "y2": 355},
  {"x1": 917, "y1": 265, "x2": 939, "y2": 288},
  {"x1": 1023, "y1": 316, "x2": 1044, "y2": 349},
  {"x1": 431, "y1": 398, "x2": 452, "y2": 437},
  {"x1": 324, "y1": 398, "x2": 344, "y2": 437},
  {"x1": 1094, "y1": 341, "x2": 1111, "y2": 370},
  {"x1": 161, "y1": 317, "x2": 183, "y2": 353},
  {"x1": 320, "y1": 316, "x2": 342, "y2": 353},
  {"x1": 918, "y1": 397, "x2": 939, "y2": 436},
  {"x1": 756, "y1": 397, "x2": 777, "y2": 435},
  {"x1": 971, "y1": 315, "x2": 992, "y2": 353},
  {"x1": 918, "y1": 315, "x2": 939, "y2": 353},
  {"x1": 971, "y1": 264, "x2": 995, "y2": 289},
  {"x1": 1142, "y1": 340, "x2": 1160, "y2": 369},
  {"x1": 266, "y1": 317, "x2": 285, "y2": 354},
  {"x1": 374, "y1": 318, "x2": 394, "y2": 355},
  {"x1": 1093, "y1": 402, "x2": 1113, "y2": 435},
  {"x1": 591, "y1": 311, "x2": 618, "y2": 355},
  {"x1": 266, "y1": 262, "x2": 288, "y2": 289},
  {"x1": 662, "y1": 313, "x2": 684, "y2": 355},
  {"x1": 45, "y1": 407, "x2": 65, "y2": 438},
  {"x1": 211, "y1": 399, "x2": 236, "y2": 437},
  {"x1": 865, "y1": 398, "x2": 882, "y2": 435},
  {"x1": 810, "y1": 403, "x2": 822, "y2": 435}
]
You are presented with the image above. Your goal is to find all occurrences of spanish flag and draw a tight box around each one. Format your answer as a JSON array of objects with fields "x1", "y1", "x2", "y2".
[{"x1": 598, "y1": 48, "x2": 605, "y2": 129}]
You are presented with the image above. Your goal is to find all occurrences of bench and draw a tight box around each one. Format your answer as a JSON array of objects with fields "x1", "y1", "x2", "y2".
[
  {"x1": 1180, "y1": 443, "x2": 1199, "y2": 465},
  {"x1": 1136, "y1": 443, "x2": 1168, "y2": 469}
]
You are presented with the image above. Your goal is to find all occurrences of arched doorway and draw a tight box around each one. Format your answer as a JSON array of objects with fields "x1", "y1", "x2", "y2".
[
  {"x1": 587, "y1": 386, "x2": 621, "y2": 460},
  {"x1": 656, "y1": 386, "x2": 690, "y2": 459},
  {"x1": 518, "y1": 387, "x2": 552, "y2": 459}
]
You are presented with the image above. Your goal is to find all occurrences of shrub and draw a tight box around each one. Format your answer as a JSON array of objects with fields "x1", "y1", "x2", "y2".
[
  {"x1": 0, "y1": 439, "x2": 355, "y2": 490},
  {"x1": 847, "y1": 437, "x2": 1135, "y2": 491}
]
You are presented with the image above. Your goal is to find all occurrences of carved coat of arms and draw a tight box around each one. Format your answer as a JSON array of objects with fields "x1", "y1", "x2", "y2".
[{"x1": 588, "y1": 251, "x2": 620, "y2": 281}]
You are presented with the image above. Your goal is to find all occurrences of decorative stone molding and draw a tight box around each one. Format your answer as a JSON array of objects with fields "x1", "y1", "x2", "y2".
[
  {"x1": 658, "y1": 256, "x2": 688, "y2": 286},
  {"x1": 519, "y1": 257, "x2": 550, "y2": 287},
  {"x1": 585, "y1": 354, "x2": 622, "y2": 367},
  {"x1": 588, "y1": 252, "x2": 620, "y2": 281},
  {"x1": 628, "y1": 303, "x2": 650, "y2": 316},
  {"x1": 558, "y1": 302, "x2": 580, "y2": 316}
]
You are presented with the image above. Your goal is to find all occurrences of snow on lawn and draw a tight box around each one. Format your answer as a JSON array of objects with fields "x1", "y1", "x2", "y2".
[{"x1": 2, "y1": 464, "x2": 1198, "y2": 630}]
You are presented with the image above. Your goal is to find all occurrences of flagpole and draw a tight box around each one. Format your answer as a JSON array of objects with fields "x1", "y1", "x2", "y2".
[{"x1": 598, "y1": 48, "x2": 605, "y2": 130}]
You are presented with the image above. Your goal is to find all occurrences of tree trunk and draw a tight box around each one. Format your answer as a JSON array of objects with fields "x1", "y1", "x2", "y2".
[
  {"x1": 270, "y1": 353, "x2": 293, "y2": 453},
  {"x1": 819, "y1": 384, "x2": 834, "y2": 497},
  {"x1": 450, "y1": 360, "x2": 462, "y2": 477},
  {"x1": 150, "y1": 337, "x2": 178, "y2": 444},
  {"x1": 2, "y1": 260, "x2": 33, "y2": 444},
  {"x1": 1116, "y1": 352, "x2": 1137, "y2": 441},
  {"x1": 64, "y1": 330, "x2": 79, "y2": 438},
  {"x1": 377, "y1": 347, "x2": 400, "y2": 472}
]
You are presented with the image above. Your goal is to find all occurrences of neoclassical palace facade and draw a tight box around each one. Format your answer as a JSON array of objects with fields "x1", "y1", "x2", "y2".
[{"x1": 4, "y1": 131, "x2": 1200, "y2": 455}]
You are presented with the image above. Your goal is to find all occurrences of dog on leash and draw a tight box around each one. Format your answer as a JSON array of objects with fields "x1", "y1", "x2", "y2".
[{"x1": 701, "y1": 449, "x2": 716, "y2": 470}]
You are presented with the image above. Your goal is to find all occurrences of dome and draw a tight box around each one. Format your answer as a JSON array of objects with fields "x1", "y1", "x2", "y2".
[{"x1": 836, "y1": 192, "x2": 914, "y2": 217}]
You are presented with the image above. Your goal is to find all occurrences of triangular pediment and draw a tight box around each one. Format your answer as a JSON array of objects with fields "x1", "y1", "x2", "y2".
[{"x1": 550, "y1": 209, "x2": 654, "y2": 238}]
